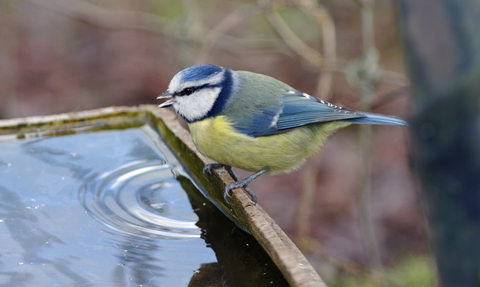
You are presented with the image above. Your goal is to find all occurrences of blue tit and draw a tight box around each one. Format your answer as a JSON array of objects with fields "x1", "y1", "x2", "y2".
[{"x1": 158, "y1": 64, "x2": 407, "y2": 204}]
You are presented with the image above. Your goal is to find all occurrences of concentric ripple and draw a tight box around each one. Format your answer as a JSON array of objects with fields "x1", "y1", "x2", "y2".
[{"x1": 80, "y1": 159, "x2": 201, "y2": 239}]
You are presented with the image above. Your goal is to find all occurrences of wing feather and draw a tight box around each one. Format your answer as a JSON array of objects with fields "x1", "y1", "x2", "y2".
[{"x1": 233, "y1": 91, "x2": 366, "y2": 137}]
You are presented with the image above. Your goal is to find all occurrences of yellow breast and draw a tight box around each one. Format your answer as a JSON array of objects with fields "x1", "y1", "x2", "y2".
[{"x1": 188, "y1": 116, "x2": 350, "y2": 173}]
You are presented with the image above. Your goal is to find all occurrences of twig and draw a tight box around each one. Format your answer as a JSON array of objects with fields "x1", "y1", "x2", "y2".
[
  {"x1": 274, "y1": 0, "x2": 337, "y2": 250},
  {"x1": 299, "y1": 0, "x2": 336, "y2": 101},
  {"x1": 196, "y1": 4, "x2": 261, "y2": 65},
  {"x1": 25, "y1": 0, "x2": 168, "y2": 34},
  {"x1": 371, "y1": 86, "x2": 410, "y2": 110},
  {"x1": 294, "y1": 159, "x2": 317, "y2": 246},
  {"x1": 336, "y1": 58, "x2": 409, "y2": 87},
  {"x1": 265, "y1": 5, "x2": 324, "y2": 67},
  {"x1": 352, "y1": 0, "x2": 385, "y2": 282}
]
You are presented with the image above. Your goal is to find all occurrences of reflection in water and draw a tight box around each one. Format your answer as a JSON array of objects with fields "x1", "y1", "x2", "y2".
[
  {"x1": 0, "y1": 124, "x2": 288, "y2": 287},
  {"x1": 0, "y1": 185, "x2": 92, "y2": 287},
  {"x1": 0, "y1": 126, "x2": 216, "y2": 286}
]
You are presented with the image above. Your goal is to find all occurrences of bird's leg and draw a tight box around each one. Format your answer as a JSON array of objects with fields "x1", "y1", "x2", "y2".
[
  {"x1": 220, "y1": 165, "x2": 257, "y2": 203},
  {"x1": 224, "y1": 167, "x2": 270, "y2": 205},
  {"x1": 203, "y1": 162, "x2": 269, "y2": 205},
  {"x1": 221, "y1": 165, "x2": 239, "y2": 182}
]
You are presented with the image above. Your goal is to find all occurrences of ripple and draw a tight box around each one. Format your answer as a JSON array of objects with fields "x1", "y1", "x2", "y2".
[{"x1": 80, "y1": 159, "x2": 201, "y2": 239}]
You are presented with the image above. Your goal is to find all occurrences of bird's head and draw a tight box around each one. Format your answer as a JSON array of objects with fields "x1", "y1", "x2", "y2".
[{"x1": 158, "y1": 64, "x2": 237, "y2": 123}]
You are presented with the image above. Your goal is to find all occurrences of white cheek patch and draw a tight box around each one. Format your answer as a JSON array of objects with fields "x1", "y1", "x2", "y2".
[{"x1": 173, "y1": 87, "x2": 221, "y2": 122}]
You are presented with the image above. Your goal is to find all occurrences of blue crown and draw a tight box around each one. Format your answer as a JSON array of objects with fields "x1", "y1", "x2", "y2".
[{"x1": 180, "y1": 64, "x2": 223, "y2": 82}]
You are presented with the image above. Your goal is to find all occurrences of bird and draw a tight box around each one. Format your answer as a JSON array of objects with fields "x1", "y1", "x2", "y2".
[{"x1": 158, "y1": 64, "x2": 407, "y2": 204}]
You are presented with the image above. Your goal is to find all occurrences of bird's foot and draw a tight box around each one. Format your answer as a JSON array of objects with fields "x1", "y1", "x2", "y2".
[
  {"x1": 223, "y1": 167, "x2": 270, "y2": 205},
  {"x1": 202, "y1": 162, "x2": 238, "y2": 181},
  {"x1": 224, "y1": 181, "x2": 257, "y2": 205}
]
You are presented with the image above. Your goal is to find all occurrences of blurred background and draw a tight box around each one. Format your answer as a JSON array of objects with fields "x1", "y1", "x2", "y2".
[{"x1": 0, "y1": 0, "x2": 431, "y2": 285}]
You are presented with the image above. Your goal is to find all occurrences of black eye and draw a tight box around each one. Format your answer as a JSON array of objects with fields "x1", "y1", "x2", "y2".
[{"x1": 182, "y1": 87, "x2": 195, "y2": 96}]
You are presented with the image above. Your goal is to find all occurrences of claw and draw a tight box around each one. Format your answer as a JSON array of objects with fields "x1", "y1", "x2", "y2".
[
  {"x1": 224, "y1": 183, "x2": 258, "y2": 204},
  {"x1": 202, "y1": 163, "x2": 269, "y2": 205},
  {"x1": 222, "y1": 167, "x2": 270, "y2": 205},
  {"x1": 202, "y1": 162, "x2": 228, "y2": 180}
]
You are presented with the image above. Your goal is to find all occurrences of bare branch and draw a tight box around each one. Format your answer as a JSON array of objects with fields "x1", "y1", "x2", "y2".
[
  {"x1": 264, "y1": 5, "x2": 324, "y2": 67},
  {"x1": 299, "y1": 0, "x2": 336, "y2": 100},
  {"x1": 196, "y1": 4, "x2": 261, "y2": 65},
  {"x1": 25, "y1": 0, "x2": 168, "y2": 34}
]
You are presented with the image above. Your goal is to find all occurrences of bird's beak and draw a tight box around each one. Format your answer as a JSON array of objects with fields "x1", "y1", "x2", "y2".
[{"x1": 157, "y1": 91, "x2": 175, "y2": 108}]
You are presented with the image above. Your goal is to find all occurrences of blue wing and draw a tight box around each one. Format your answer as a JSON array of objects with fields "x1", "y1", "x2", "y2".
[
  {"x1": 234, "y1": 91, "x2": 363, "y2": 137},
  {"x1": 275, "y1": 92, "x2": 367, "y2": 131},
  {"x1": 234, "y1": 91, "x2": 407, "y2": 137}
]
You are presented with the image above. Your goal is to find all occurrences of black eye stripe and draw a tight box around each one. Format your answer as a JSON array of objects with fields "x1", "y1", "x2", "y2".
[{"x1": 175, "y1": 84, "x2": 220, "y2": 97}]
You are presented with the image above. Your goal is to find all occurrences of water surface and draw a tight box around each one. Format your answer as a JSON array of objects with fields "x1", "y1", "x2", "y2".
[{"x1": 0, "y1": 124, "x2": 288, "y2": 287}]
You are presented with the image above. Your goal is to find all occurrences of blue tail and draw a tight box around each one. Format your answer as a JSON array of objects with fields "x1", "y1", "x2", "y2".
[{"x1": 346, "y1": 112, "x2": 408, "y2": 126}]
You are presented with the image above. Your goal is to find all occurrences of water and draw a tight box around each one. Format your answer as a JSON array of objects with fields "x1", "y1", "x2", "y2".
[{"x1": 0, "y1": 124, "x2": 288, "y2": 287}]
